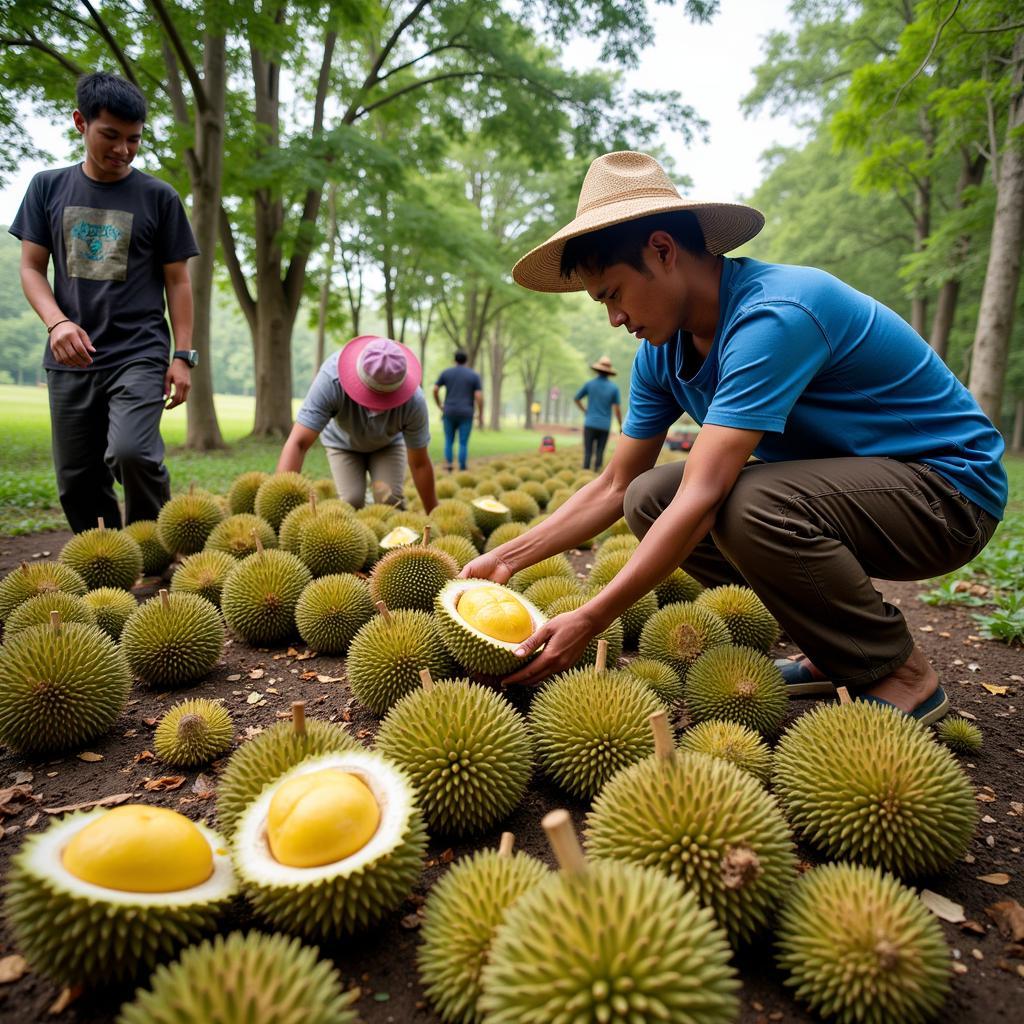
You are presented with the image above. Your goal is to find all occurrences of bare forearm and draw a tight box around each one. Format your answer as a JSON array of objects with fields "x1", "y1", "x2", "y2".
[
  {"x1": 410, "y1": 460, "x2": 437, "y2": 512},
  {"x1": 276, "y1": 438, "x2": 307, "y2": 473},
  {"x1": 20, "y1": 266, "x2": 64, "y2": 327},
  {"x1": 165, "y1": 278, "x2": 194, "y2": 348}
]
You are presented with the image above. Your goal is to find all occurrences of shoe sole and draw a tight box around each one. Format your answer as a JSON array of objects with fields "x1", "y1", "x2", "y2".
[{"x1": 774, "y1": 658, "x2": 836, "y2": 698}]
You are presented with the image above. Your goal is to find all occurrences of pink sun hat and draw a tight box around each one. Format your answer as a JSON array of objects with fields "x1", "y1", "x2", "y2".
[{"x1": 337, "y1": 335, "x2": 422, "y2": 412}]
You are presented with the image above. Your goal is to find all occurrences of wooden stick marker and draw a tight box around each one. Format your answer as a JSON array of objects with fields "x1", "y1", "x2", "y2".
[
  {"x1": 419, "y1": 669, "x2": 435, "y2": 693},
  {"x1": 251, "y1": 529, "x2": 265, "y2": 555},
  {"x1": 595, "y1": 638, "x2": 608, "y2": 672},
  {"x1": 836, "y1": 686, "x2": 852, "y2": 705},
  {"x1": 97, "y1": 517, "x2": 105, "y2": 530},
  {"x1": 542, "y1": 809, "x2": 586, "y2": 875},
  {"x1": 49, "y1": 610, "x2": 62, "y2": 634},
  {"x1": 159, "y1": 589, "x2": 171, "y2": 610},
  {"x1": 649, "y1": 710, "x2": 675, "y2": 760},
  {"x1": 292, "y1": 701, "x2": 306, "y2": 736},
  {"x1": 422, "y1": 524, "x2": 432, "y2": 545},
  {"x1": 375, "y1": 601, "x2": 392, "y2": 623},
  {"x1": 498, "y1": 832, "x2": 515, "y2": 857}
]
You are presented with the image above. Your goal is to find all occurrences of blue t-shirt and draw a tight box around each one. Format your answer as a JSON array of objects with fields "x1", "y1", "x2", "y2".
[
  {"x1": 575, "y1": 375, "x2": 621, "y2": 430},
  {"x1": 623, "y1": 258, "x2": 1007, "y2": 520},
  {"x1": 435, "y1": 365, "x2": 482, "y2": 418}
]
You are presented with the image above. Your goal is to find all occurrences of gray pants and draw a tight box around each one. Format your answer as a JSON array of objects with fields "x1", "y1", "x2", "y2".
[
  {"x1": 624, "y1": 457, "x2": 998, "y2": 688},
  {"x1": 47, "y1": 360, "x2": 171, "y2": 534},
  {"x1": 325, "y1": 442, "x2": 406, "y2": 509}
]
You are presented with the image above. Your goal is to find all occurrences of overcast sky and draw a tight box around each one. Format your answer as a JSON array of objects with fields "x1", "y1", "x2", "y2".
[{"x1": 0, "y1": 0, "x2": 801, "y2": 223}]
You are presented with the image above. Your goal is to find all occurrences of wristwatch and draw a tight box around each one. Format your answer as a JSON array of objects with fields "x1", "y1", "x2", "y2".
[{"x1": 173, "y1": 349, "x2": 199, "y2": 367}]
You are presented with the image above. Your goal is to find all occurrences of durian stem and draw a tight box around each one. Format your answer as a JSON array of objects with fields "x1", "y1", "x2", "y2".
[
  {"x1": 189, "y1": 481, "x2": 195, "y2": 494},
  {"x1": 251, "y1": 529, "x2": 264, "y2": 555},
  {"x1": 595, "y1": 638, "x2": 608, "y2": 672},
  {"x1": 49, "y1": 610, "x2": 61, "y2": 634},
  {"x1": 159, "y1": 588, "x2": 170, "y2": 609},
  {"x1": 97, "y1": 516, "x2": 105, "y2": 530},
  {"x1": 375, "y1": 601, "x2": 393, "y2": 622},
  {"x1": 836, "y1": 686, "x2": 852, "y2": 705},
  {"x1": 422, "y1": 523, "x2": 432, "y2": 545},
  {"x1": 309, "y1": 493, "x2": 317, "y2": 512},
  {"x1": 498, "y1": 832, "x2": 515, "y2": 857},
  {"x1": 419, "y1": 669, "x2": 434, "y2": 692},
  {"x1": 19, "y1": 561, "x2": 29, "y2": 573},
  {"x1": 649, "y1": 711, "x2": 674, "y2": 760},
  {"x1": 292, "y1": 701, "x2": 306, "y2": 735},
  {"x1": 542, "y1": 809, "x2": 586, "y2": 875}
]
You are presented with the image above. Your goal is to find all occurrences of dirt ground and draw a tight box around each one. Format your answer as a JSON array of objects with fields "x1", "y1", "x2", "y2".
[{"x1": 0, "y1": 527, "x2": 1021, "y2": 1023}]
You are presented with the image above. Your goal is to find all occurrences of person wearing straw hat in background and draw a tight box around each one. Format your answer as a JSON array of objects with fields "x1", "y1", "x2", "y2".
[
  {"x1": 574, "y1": 354, "x2": 622, "y2": 471},
  {"x1": 462, "y1": 150, "x2": 1007, "y2": 724},
  {"x1": 276, "y1": 335, "x2": 437, "y2": 512}
]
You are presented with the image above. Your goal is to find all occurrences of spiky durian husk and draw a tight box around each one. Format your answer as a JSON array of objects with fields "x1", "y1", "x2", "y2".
[
  {"x1": 155, "y1": 698, "x2": 234, "y2": 766},
  {"x1": 776, "y1": 863, "x2": 950, "y2": 1024},
  {"x1": 498, "y1": 489, "x2": 540, "y2": 524},
  {"x1": 356, "y1": 502, "x2": 395, "y2": 524},
  {"x1": 216, "y1": 719, "x2": 359, "y2": 839},
  {"x1": 479, "y1": 859, "x2": 739, "y2": 1024},
  {"x1": 544, "y1": 593, "x2": 624, "y2": 667},
  {"x1": 388, "y1": 509, "x2": 430, "y2": 534},
  {"x1": 655, "y1": 566, "x2": 704, "y2": 606},
  {"x1": 528, "y1": 668, "x2": 661, "y2": 800},
  {"x1": 220, "y1": 549, "x2": 312, "y2": 646},
  {"x1": 596, "y1": 534, "x2": 639, "y2": 560},
  {"x1": 123, "y1": 520, "x2": 173, "y2": 576},
  {"x1": 253, "y1": 472, "x2": 314, "y2": 533},
  {"x1": 620, "y1": 657, "x2": 684, "y2": 705},
  {"x1": 685, "y1": 645, "x2": 789, "y2": 736},
  {"x1": 522, "y1": 575, "x2": 584, "y2": 612},
  {"x1": 484, "y1": 521, "x2": 529, "y2": 552},
  {"x1": 430, "y1": 510, "x2": 483, "y2": 550},
  {"x1": 169, "y1": 549, "x2": 236, "y2": 608},
  {"x1": 694, "y1": 584, "x2": 780, "y2": 653},
  {"x1": 278, "y1": 503, "x2": 320, "y2": 553},
  {"x1": 368, "y1": 544, "x2": 459, "y2": 612},
  {"x1": 82, "y1": 586, "x2": 139, "y2": 641},
  {"x1": 587, "y1": 548, "x2": 632, "y2": 589},
  {"x1": 508, "y1": 554, "x2": 575, "y2": 593},
  {"x1": 518, "y1": 480, "x2": 549, "y2": 509},
  {"x1": 0, "y1": 561, "x2": 87, "y2": 623},
  {"x1": 0, "y1": 622, "x2": 130, "y2": 754},
  {"x1": 678, "y1": 719, "x2": 773, "y2": 783},
  {"x1": 4, "y1": 591, "x2": 97, "y2": 638},
  {"x1": 295, "y1": 574, "x2": 374, "y2": 654},
  {"x1": 376, "y1": 680, "x2": 532, "y2": 835},
  {"x1": 299, "y1": 514, "x2": 369, "y2": 576},
  {"x1": 638, "y1": 601, "x2": 731, "y2": 680},
  {"x1": 312, "y1": 476, "x2": 337, "y2": 500},
  {"x1": 608, "y1": 588, "x2": 659, "y2": 648},
  {"x1": 59, "y1": 526, "x2": 143, "y2": 590},
  {"x1": 491, "y1": 471, "x2": 521, "y2": 492},
  {"x1": 430, "y1": 533, "x2": 480, "y2": 569},
  {"x1": 454, "y1": 470, "x2": 478, "y2": 487},
  {"x1": 226, "y1": 470, "x2": 268, "y2": 514},
  {"x1": 347, "y1": 608, "x2": 458, "y2": 715},
  {"x1": 419, "y1": 849, "x2": 549, "y2": 1024},
  {"x1": 121, "y1": 592, "x2": 225, "y2": 688},
  {"x1": 936, "y1": 715, "x2": 983, "y2": 753},
  {"x1": 774, "y1": 701, "x2": 977, "y2": 876},
  {"x1": 435, "y1": 476, "x2": 461, "y2": 500},
  {"x1": 156, "y1": 490, "x2": 224, "y2": 556},
  {"x1": 117, "y1": 930, "x2": 358, "y2": 1024},
  {"x1": 204, "y1": 513, "x2": 278, "y2": 559}
]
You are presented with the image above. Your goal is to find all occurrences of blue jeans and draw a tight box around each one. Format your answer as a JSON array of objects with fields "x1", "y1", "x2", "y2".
[{"x1": 443, "y1": 414, "x2": 474, "y2": 469}]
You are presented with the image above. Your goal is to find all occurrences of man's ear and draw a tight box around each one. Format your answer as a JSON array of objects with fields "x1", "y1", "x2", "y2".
[{"x1": 647, "y1": 230, "x2": 676, "y2": 268}]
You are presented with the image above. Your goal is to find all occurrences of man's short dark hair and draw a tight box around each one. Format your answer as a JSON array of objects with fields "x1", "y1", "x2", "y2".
[
  {"x1": 454, "y1": 350, "x2": 468, "y2": 365},
  {"x1": 76, "y1": 72, "x2": 147, "y2": 124},
  {"x1": 560, "y1": 210, "x2": 707, "y2": 281}
]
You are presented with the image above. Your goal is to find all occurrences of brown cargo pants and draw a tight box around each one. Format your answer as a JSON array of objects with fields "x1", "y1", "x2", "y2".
[{"x1": 623, "y1": 457, "x2": 999, "y2": 688}]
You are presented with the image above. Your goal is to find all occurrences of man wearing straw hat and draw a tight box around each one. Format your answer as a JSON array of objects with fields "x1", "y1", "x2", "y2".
[
  {"x1": 463, "y1": 151, "x2": 1007, "y2": 724},
  {"x1": 277, "y1": 335, "x2": 437, "y2": 512},
  {"x1": 574, "y1": 355, "x2": 622, "y2": 471}
]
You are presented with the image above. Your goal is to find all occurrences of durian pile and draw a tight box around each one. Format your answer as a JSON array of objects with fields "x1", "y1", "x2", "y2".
[{"x1": 0, "y1": 450, "x2": 982, "y2": 1023}]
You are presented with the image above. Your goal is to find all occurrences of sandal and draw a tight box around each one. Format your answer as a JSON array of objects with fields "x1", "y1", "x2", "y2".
[
  {"x1": 774, "y1": 658, "x2": 836, "y2": 698},
  {"x1": 857, "y1": 686, "x2": 950, "y2": 726}
]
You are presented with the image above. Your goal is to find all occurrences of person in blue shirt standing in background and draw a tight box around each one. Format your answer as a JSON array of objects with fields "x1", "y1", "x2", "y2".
[
  {"x1": 434, "y1": 350, "x2": 484, "y2": 472},
  {"x1": 574, "y1": 355, "x2": 622, "y2": 470}
]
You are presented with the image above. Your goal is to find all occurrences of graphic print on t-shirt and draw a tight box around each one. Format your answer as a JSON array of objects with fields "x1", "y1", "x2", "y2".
[{"x1": 62, "y1": 206, "x2": 133, "y2": 281}]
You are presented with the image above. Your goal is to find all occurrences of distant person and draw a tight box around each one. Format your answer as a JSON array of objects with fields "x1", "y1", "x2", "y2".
[
  {"x1": 434, "y1": 350, "x2": 483, "y2": 472},
  {"x1": 277, "y1": 335, "x2": 437, "y2": 512},
  {"x1": 574, "y1": 354, "x2": 622, "y2": 470},
  {"x1": 10, "y1": 72, "x2": 198, "y2": 533}
]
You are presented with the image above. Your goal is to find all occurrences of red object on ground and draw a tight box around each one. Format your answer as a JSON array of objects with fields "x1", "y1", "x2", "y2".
[{"x1": 539, "y1": 435, "x2": 557, "y2": 453}]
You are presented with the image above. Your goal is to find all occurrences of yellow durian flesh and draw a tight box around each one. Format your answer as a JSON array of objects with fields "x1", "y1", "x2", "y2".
[
  {"x1": 457, "y1": 585, "x2": 532, "y2": 643},
  {"x1": 472, "y1": 497, "x2": 509, "y2": 513}
]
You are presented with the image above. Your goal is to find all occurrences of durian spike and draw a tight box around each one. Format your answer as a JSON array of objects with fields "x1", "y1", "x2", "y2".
[
  {"x1": 595, "y1": 638, "x2": 608, "y2": 672},
  {"x1": 542, "y1": 809, "x2": 586, "y2": 875},
  {"x1": 836, "y1": 686, "x2": 852, "y2": 705},
  {"x1": 419, "y1": 668, "x2": 435, "y2": 692},
  {"x1": 649, "y1": 710, "x2": 674, "y2": 760},
  {"x1": 375, "y1": 600, "x2": 393, "y2": 622},
  {"x1": 498, "y1": 832, "x2": 515, "y2": 857},
  {"x1": 292, "y1": 700, "x2": 306, "y2": 736},
  {"x1": 49, "y1": 610, "x2": 61, "y2": 634},
  {"x1": 97, "y1": 516, "x2": 106, "y2": 530},
  {"x1": 159, "y1": 588, "x2": 170, "y2": 609},
  {"x1": 251, "y1": 529, "x2": 264, "y2": 555},
  {"x1": 422, "y1": 524, "x2": 432, "y2": 545}
]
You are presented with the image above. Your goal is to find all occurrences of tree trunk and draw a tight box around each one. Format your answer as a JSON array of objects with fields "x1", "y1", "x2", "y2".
[
  {"x1": 488, "y1": 326, "x2": 504, "y2": 431},
  {"x1": 969, "y1": 34, "x2": 1024, "y2": 428},
  {"x1": 315, "y1": 183, "x2": 338, "y2": 376},
  {"x1": 1012, "y1": 398, "x2": 1023, "y2": 453},
  {"x1": 928, "y1": 279, "x2": 960, "y2": 364}
]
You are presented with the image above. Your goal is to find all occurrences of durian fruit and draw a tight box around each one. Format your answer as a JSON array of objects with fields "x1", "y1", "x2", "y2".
[
  {"x1": 347, "y1": 607, "x2": 458, "y2": 715},
  {"x1": 435, "y1": 476, "x2": 461, "y2": 500},
  {"x1": 358, "y1": 511, "x2": 392, "y2": 541},
  {"x1": 354, "y1": 518, "x2": 381, "y2": 571},
  {"x1": 4, "y1": 591, "x2": 97, "y2": 638},
  {"x1": 169, "y1": 548, "x2": 236, "y2": 608},
  {"x1": 499, "y1": 489, "x2": 540, "y2": 523},
  {"x1": 508, "y1": 553, "x2": 575, "y2": 593},
  {"x1": 776, "y1": 863, "x2": 950, "y2": 1024},
  {"x1": 434, "y1": 579, "x2": 546, "y2": 677},
  {"x1": 253, "y1": 471, "x2": 314, "y2": 532},
  {"x1": 312, "y1": 476, "x2": 338, "y2": 500},
  {"x1": 936, "y1": 715, "x2": 983, "y2": 753},
  {"x1": 430, "y1": 533, "x2": 480, "y2": 569},
  {"x1": 518, "y1": 479, "x2": 549, "y2": 509},
  {"x1": 587, "y1": 548, "x2": 633, "y2": 589},
  {"x1": 586, "y1": 583, "x2": 658, "y2": 649},
  {"x1": 121, "y1": 590, "x2": 226, "y2": 688},
  {"x1": 522, "y1": 574, "x2": 584, "y2": 612},
  {"x1": 6, "y1": 805, "x2": 235, "y2": 986},
  {"x1": 620, "y1": 656, "x2": 684, "y2": 705},
  {"x1": 233, "y1": 750, "x2": 427, "y2": 938},
  {"x1": 454, "y1": 470, "x2": 478, "y2": 487},
  {"x1": 217, "y1": 710, "x2": 359, "y2": 839},
  {"x1": 695, "y1": 584, "x2": 780, "y2": 653},
  {"x1": 599, "y1": 515, "x2": 630, "y2": 536},
  {"x1": 655, "y1": 566, "x2": 703, "y2": 605},
  {"x1": 529, "y1": 662, "x2": 661, "y2": 799},
  {"x1": 596, "y1": 533, "x2": 639, "y2": 560},
  {"x1": 60, "y1": 522, "x2": 144, "y2": 590},
  {"x1": 0, "y1": 619, "x2": 131, "y2": 754},
  {"x1": 226, "y1": 470, "x2": 268, "y2": 514},
  {"x1": 205, "y1": 513, "x2": 278, "y2": 559},
  {"x1": 678, "y1": 719, "x2": 773, "y2": 783},
  {"x1": 387, "y1": 509, "x2": 429, "y2": 535},
  {"x1": 492, "y1": 471, "x2": 521, "y2": 492},
  {"x1": 124, "y1": 520, "x2": 173, "y2": 576},
  {"x1": 278, "y1": 500, "x2": 322, "y2": 553},
  {"x1": 430, "y1": 508, "x2": 481, "y2": 548},
  {"x1": 545, "y1": 592, "x2": 624, "y2": 667},
  {"x1": 479, "y1": 812, "x2": 739, "y2": 1024},
  {"x1": 154, "y1": 698, "x2": 233, "y2": 767},
  {"x1": 369, "y1": 539, "x2": 459, "y2": 612},
  {"x1": 299, "y1": 513, "x2": 370, "y2": 576},
  {"x1": 82, "y1": 586, "x2": 139, "y2": 641},
  {"x1": 586, "y1": 730, "x2": 796, "y2": 945},
  {"x1": 418, "y1": 837, "x2": 548, "y2": 1024},
  {"x1": 685, "y1": 645, "x2": 789, "y2": 736},
  {"x1": 773, "y1": 700, "x2": 977, "y2": 876},
  {"x1": 0, "y1": 560, "x2": 87, "y2": 623},
  {"x1": 156, "y1": 489, "x2": 224, "y2": 555},
  {"x1": 377, "y1": 677, "x2": 532, "y2": 835},
  {"x1": 379, "y1": 524, "x2": 421, "y2": 551},
  {"x1": 116, "y1": 930, "x2": 359, "y2": 1024},
  {"x1": 357, "y1": 502, "x2": 395, "y2": 526},
  {"x1": 220, "y1": 548, "x2": 312, "y2": 646},
  {"x1": 295, "y1": 574, "x2": 375, "y2": 655},
  {"x1": 484, "y1": 521, "x2": 528, "y2": 552},
  {"x1": 638, "y1": 601, "x2": 731, "y2": 681}
]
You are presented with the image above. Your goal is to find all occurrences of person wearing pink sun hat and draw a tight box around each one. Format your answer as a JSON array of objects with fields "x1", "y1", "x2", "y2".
[{"x1": 276, "y1": 335, "x2": 437, "y2": 511}]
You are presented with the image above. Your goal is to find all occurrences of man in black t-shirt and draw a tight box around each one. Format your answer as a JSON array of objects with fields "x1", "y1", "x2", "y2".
[
  {"x1": 433, "y1": 350, "x2": 484, "y2": 472},
  {"x1": 10, "y1": 72, "x2": 199, "y2": 533}
]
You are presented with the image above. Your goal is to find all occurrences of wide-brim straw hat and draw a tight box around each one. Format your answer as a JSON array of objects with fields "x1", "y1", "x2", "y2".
[
  {"x1": 512, "y1": 151, "x2": 765, "y2": 293},
  {"x1": 337, "y1": 335, "x2": 422, "y2": 412},
  {"x1": 590, "y1": 355, "x2": 617, "y2": 375}
]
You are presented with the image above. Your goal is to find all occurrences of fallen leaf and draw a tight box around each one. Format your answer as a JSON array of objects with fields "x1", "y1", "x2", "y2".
[
  {"x1": 0, "y1": 954, "x2": 28, "y2": 983},
  {"x1": 142, "y1": 717, "x2": 158, "y2": 727},
  {"x1": 43, "y1": 793, "x2": 133, "y2": 814},
  {"x1": 293, "y1": 650, "x2": 316, "y2": 661},
  {"x1": 77, "y1": 752, "x2": 104, "y2": 762},
  {"x1": 249, "y1": 668, "x2": 265, "y2": 679},
  {"x1": 978, "y1": 873, "x2": 1012, "y2": 886},
  {"x1": 0, "y1": 785, "x2": 39, "y2": 818},
  {"x1": 300, "y1": 670, "x2": 317, "y2": 680},
  {"x1": 977, "y1": 792, "x2": 997, "y2": 802},
  {"x1": 968, "y1": 663, "x2": 981, "y2": 673},
  {"x1": 400, "y1": 912, "x2": 423, "y2": 930},
  {"x1": 982, "y1": 683, "x2": 1009, "y2": 695},
  {"x1": 10, "y1": 771, "x2": 33, "y2": 785},
  {"x1": 960, "y1": 920, "x2": 986, "y2": 935},
  {"x1": 143, "y1": 776, "x2": 186, "y2": 792},
  {"x1": 959, "y1": 710, "x2": 978, "y2": 720},
  {"x1": 985, "y1": 900, "x2": 1024, "y2": 941},
  {"x1": 920, "y1": 890, "x2": 965, "y2": 923},
  {"x1": 243, "y1": 725, "x2": 264, "y2": 739},
  {"x1": 246, "y1": 691, "x2": 262, "y2": 704},
  {"x1": 919, "y1": 624, "x2": 934, "y2": 632},
  {"x1": 49, "y1": 985, "x2": 83, "y2": 1014},
  {"x1": 192, "y1": 774, "x2": 216, "y2": 798},
  {"x1": 316, "y1": 674, "x2": 342, "y2": 683},
  {"x1": 133, "y1": 750, "x2": 155, "y2": 763},
  {"x1": 226, "y1": 673, "x2": 241, "y2": 681},
  {"x1": 25, "y1": 812, "x2": 39, "y2": 828}
]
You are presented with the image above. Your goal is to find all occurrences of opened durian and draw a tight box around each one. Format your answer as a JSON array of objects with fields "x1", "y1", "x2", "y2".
[
  {"x1": 379, "y1": 524, "x2": 421, "y2": 551},
  {"x1": 470, "y1": 496, "x2": 511, "y2": 535}
]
